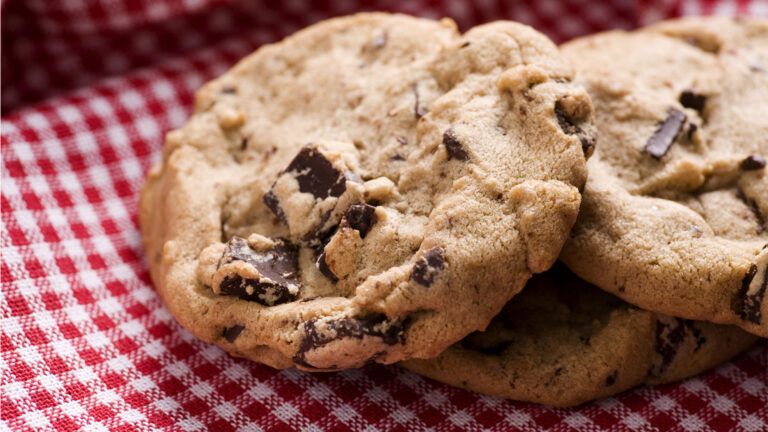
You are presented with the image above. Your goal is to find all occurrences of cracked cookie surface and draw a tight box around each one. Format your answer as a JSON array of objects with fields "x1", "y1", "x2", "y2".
[
  {"x1": 401, "y1": 264, "x2": 757, "y2": 407},
  {"x1": 560, "y1": 17, "x2": 768, "y2": 337},
  {"x1": 140, "y1": 13, "x2": 592, "y2": 369}
]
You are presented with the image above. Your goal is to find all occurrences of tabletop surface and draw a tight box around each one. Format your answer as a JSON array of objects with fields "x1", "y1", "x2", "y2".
[{"x1": 2, "y1": 1, "x2": 767, "y2": 431}]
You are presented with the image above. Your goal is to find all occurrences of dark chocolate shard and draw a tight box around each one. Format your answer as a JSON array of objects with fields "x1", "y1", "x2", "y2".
[
  {"x1": 343, "y1": 204, "x2": 377, "y2": 238},
  {"x1": 651, "y1": 317, "x2": 693, "y2": 376},
  {"x1": 605, "y1": 370, "x2": 617, "y2": 387},
  {"x1": 690, "y1": 326, "x2": 706, "y2": 351},
  {"x1": 554, "y1": 101, "x2": 595, "y2": 158},
  {"x1": 223, "y1": 325, "x2": 245, "y2": 342},
  {"x1": 679, "y1": 90, "x2": 706, "y2": 113},
  {"x1": 737, "y1": 189, "x2": 766, "y2": 234},
  {"x1": 442, "y1": 128, "x2": 469, "y2": 161},
  {"x1": 687, "y1": 123, "x2": 698, "y2": 141},
  {"x1": 294, "y1": 314, "x2": 406, "y2": 368},
  {"x1": 741, "y1": 155, "x2": 766, "y2": 171},
  {"x1": 285, "y1": 146, "x2": 347, "y2": 199},
  {"x1": 263, "y1": 190, "x2": 286, "y2": 224},
  {"x1": 735, "y1": 263, "x2": 767, "y2": 324},
  {"x1": 315, "y1": 252, "x2": 338, "y2": 283},
  {"x1": 217, "y1": 237, "x2": 299, "y2": 306},
  {"x1": 644, "y1": 109, "x2": 686, "y2": 160},
  {"x1": 411, "y1": 247, "x2": 446, "y2": 287},
  {"x1": 413, "y1": 84, "x2": 427, "y2": 118}
]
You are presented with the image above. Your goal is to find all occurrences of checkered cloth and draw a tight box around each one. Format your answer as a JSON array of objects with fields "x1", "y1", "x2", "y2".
[{"x1": 2, "y1": 1, "x2": 767, "y2": 430}]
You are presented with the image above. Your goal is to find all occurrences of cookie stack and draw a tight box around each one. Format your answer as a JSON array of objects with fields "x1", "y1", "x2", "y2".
[{"x1": 140, "y1": 13, "x2": 767, "y2": 406}]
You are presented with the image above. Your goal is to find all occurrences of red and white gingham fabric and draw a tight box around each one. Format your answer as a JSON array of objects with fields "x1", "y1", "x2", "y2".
[{"x1": 2, "y1": 1, "x2": 767, "y2": 430}]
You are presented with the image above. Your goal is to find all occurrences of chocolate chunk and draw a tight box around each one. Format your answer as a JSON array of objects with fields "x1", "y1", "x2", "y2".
[
  {"x1": 315, "y1": 252, "x2": 338, "y2": 282},
  {"x1": 554, "y1": 101, "x2": 595, "y2": 157},
  {"x1": 605, "y1": 370, "x2": 617, "y2": 386},
  {"x1": 285, "y1": 146, "x2": 346, "y2": 199},
  {"x1": 644, "y1": 109, "x2": 686, "y2": 160},
  {"x1": 240, "y1": 137, "x2": 249, "y2": 151},
  {"x1": 411, "y1": 247, "x2": 446, "y2": 287},
  {"x1": 735, "y1": 263, "x2": 767, "y2": 324},
  {"x1": 262, "y1": 191, "x2": 286, "y2": 223},
  {"x1": 223, "y1": 325, "x2": 245, "y2": 342},
  {"x1": 686, "y1": 122, "x2": 698, "y2": 141},
  {"x1": 651, "y1": 318, "x2": 693, "y2": 376},
  {"x1": 741, "y1": 155, "x2": 766, "y2": 171},
  {"x1": 442, "y1": 128, "x2": 469, "y2": 161},
  {"x1": 413, "y1": 84, "x2": 427, "y2": 118},
  {"x1": 294, "y1": 314, "x2": 406, "y2": 368},
  {"x1": 737, "y1": 188, "x2": 766, "y2": 234},
  {"x1": 679, "y1": 90, "x2": 706, "y2": 113},
  {"x1": 343, "y1": 204, "x2": 377, "y2": 238},
  {"x1": 216, "y1": 237, "x2": 299, "y2": 306},
  {"x1": 690, "y1": 326, "x2": 706, "y2": 351}
]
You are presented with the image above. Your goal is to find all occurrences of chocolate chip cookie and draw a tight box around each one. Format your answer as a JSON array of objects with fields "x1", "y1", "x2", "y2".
[
  {"x1": 401, "y1": 264, "x2": 757, "y2": 407},
  {"x1": 140, "y1": 13, "x2": 593, "y2": 370},
  {"x1": 559, "y1": 17, "x2": 768, "y2": 337}
]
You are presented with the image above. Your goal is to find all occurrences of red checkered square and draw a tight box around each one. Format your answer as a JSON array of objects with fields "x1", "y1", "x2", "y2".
[{"x1": 2, "y1": 1, "x2": 767, "y2": 430}]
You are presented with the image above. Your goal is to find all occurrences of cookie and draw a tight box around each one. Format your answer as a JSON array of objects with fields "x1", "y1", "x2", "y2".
[
  {"x1": 401, "y1": 264, "x2": 758, "y2": 407},
  {"x1": 140, "y1": 13, "x2": 593, "y2": 370},
  {"x1": 559, "y1": 17, "x2": 768, "y2": 337}
]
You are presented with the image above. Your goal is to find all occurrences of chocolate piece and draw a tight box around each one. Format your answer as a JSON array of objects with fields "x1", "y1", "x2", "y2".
[
  {"x1": 679, "y1": 90, "x2": 706, "y2": 113},
  {"x1": 285, "y1": 146, "x2": 346, "y2": 199},
  {"x1": 644, "y1": 109, "x2": 686, "y2": 160},
  {"x1": 223, "y1": 325, "x2": 245, "y2": 342},
  {"x1": 737, "y1": 189, "x2": 766, "y2": 234},
  {"x1": 413, "y1": 84, "x2": 427, "y2": 118},
  {"x1": 741, "y1": 155, "x2": 766, "y2": 171},
  {"x1": 343, "y1": 204, "x2": 377, "y2": 238},
  {"x1": 294, "y1": 314, "x2": 406, "y2": 368},
  {"x1": 735, "y1": 263, "x2": 767, "y2": 324},
  {"x1": 690, "y1": 326, "x2": 706, "y2": 351},
  {"x1": 216, "y1": 237, "x2": 299, "y2": 306},
  {"x1": 554, "y1": 101, "x2": 595, "y2": 157},
  {"x1": 315, "y1": 252, "x2": 338, "y2": 282},
  {"x1": 442, "y1": 128, "x2": 469, "y2": 161},
  {"x1": 262, "y1": 191, "x2": 286, "y2": 224},
  {"x1": 411, "y1": 247, "x2": 446, "y2": 287},
  {"x1": 240, "y1": 137, "x2": 249, "y2": 151},
  {"x1": 686, "y1": 123, "x2": 698, "y2": 141},
  {"x1": 651, "y1": 318, "x2": 692, "y2": 375},
  {"x1": 605, "y1": 370, "x2": 617, "y2": 386}
]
